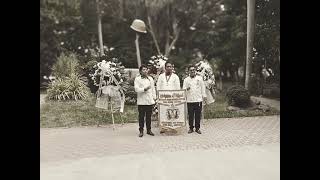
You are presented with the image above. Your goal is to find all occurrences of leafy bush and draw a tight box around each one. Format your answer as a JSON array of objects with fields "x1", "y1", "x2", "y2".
[
  {"x1": 52, "y1": 52, "x2": 80, "y2": 78},
  {"x1": 48, "y1": 52, "x2": 91, "y2": 101},
  {"x1": 83, "y1": 60, "x2": 99, "y2": 93},
  {"x1": 65, "y1": 73, "x2": 91, "y2": 100},
  {"x1": 226, "y1": 85, "x2": 250, "y2": 108},
  {"x1": 47, "y1": 78, "x2": 70, "y2": 100},
  {"x1": 125, "y1": 79, "x2": 137, "y2": 105},
  {"x1": 47, "y1": 73, "x2": 91, "y2": 101}
]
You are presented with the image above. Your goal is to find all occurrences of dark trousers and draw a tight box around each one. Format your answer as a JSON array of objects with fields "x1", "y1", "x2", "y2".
[
  {"x1": 187, "y1": 102, "x2": 202, "y2": 130},
  {"x1": 138, "y1": 105, "x2": 153, "y2": 131}
]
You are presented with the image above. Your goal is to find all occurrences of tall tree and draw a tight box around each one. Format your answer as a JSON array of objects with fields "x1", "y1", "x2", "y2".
[{"x1": 96, "y1": 0, "x2": 105, "y2": 57}]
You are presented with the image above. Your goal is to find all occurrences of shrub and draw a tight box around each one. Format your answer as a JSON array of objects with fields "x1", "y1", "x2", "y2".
[
  {"x1": 226, "y1": 85, "x2": 250, "y2": 108},
  {"x1": 47, "y1": 73, "x2": 91, "y2": 101},
  {"x1": 52, "y1": 52, "x2": 80, "y2": 78},
  {"x1": 83, "y1": 60, "x2": 99, "y2": 93},
  {"x1": 125, "y1": 79, "x2": 137, "y2": 105},
  {"x1": 47, "y1": 78, "x2": 70, "y2": 100},
  {"x1": 65, "y1": 73, "x2": 91, "y2": 100}
]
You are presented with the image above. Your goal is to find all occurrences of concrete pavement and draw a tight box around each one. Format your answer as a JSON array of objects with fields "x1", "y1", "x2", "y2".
[{"x1": 41, "y1": 115, "x2": 280, "y2": 180}]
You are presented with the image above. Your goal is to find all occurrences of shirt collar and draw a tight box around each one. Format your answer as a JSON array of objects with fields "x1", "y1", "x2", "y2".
[{"x1": 141, "y1": 75, "x2": 148, "y2": 79}]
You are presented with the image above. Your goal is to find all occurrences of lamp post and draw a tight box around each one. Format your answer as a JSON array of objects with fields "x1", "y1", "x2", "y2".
[
  {"x1": 245, "y1": 0, "x2": 256, "y2": 90},
  {"x1": 130, "y1": 19, "x2": 147, "y2": 68}
]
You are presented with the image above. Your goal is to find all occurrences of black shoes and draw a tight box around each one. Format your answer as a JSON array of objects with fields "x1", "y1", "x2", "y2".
[
  {"x1": 195, "y1": 129, "x2": 202, "y2": 134},
  {"x1": 188, "y1": 129, "x2": 202, "y2": 134},
  {"x1": 138, "y1": 131, "x2": 143, "y2": 137},
  {"x1": 139, "y1": 129, "x2": 155, "y2": 137},
  {"x1": 147, "y1": 131, "x2": 155, "y2": 136}
]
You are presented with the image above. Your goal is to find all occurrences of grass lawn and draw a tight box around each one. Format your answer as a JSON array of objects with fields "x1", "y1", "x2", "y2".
[
  {"x1": 40, "y1": 93, "x2": 280, "y2": 128},
  {"x1": 204, "y1": 94, "x2": 279, "y2": 119}
]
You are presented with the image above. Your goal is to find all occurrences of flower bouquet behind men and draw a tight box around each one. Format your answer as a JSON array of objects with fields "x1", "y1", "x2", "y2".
[
  {"x1": 194, "y1": 60, "x2": 216, "y2": 104},
  {"x1": 147, "y1": 54, "x2": 171, "y2": 123}
]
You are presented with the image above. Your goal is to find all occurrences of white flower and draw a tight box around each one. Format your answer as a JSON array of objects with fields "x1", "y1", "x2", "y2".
[
  {"x1": 220, "y1": 4, "x2": 225, "y2": 11},
  {"x1": 60, "y1": 42, "x2": 64, "y2": 45},
  {"x1": 109, "y1": 47, "x2": 115, "y2": 51},
  {"x1": 84, "y1": 49, "x2": 89, "y2": 53},
  {"x1": 78, "y1": 46, "x2": 82, "y2": 50}
]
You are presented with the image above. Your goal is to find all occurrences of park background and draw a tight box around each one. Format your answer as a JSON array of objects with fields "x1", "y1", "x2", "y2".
[{"x1": 40, "y1": 0, "x2": 280, "y2": 128}]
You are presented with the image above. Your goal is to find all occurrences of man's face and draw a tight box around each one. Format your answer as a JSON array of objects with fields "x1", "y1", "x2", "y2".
[
  {"x1": 189, "y1": 67, "x2": 196, "y2": 77},
  {"x1": 165, "y1": 63, "x2": 173, "y2": 74},
  {"x1": 141, "y1": 67, "x2": 148, "y2": 76}
]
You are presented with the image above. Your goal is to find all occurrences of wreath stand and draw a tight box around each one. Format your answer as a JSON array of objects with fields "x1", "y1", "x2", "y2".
[{"x1": 95, "y1": 73, "x2": 125, "y2": 130}]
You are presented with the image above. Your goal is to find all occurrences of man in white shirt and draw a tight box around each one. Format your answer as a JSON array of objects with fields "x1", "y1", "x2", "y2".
[
  {"x1": 183, "y1": 65, "x2": 207, "y2": 134},
  {"x1": 134, "y1": 64, "x2": 156, "y2": 137},
  {"x1": 156, "y1": 61, "x2": 181, "y2": 134},
  {"x1": 156, "y1": 61, "x2": 181, "y2": 91}
]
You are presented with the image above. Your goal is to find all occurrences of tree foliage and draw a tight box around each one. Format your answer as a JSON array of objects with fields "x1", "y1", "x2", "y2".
[{"x1": 40, "y1": 0, "x2": 280, "y2": 86}]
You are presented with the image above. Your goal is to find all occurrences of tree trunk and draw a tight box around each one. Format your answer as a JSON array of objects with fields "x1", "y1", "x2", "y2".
[
  {"x1": 147, "y1": 16, "x2": 161, "y2": 55},
  {"x1": 165, "y1": 29, "x2": 180, "y2": 57},
  {"x1": 245, "y1": 0, "x2": 255, "y2": 90},
  {"x1": 234, "y1": 71, "x2": 239, "y2": 84},
  {"x1": 96, "y1": 0, "x2": 104, "y2": 57},
  {"x1": 164, "y1": 16, "x2": 180, "y2": 57},
  {"x1": 165, "y1": 29, "x2": 170, "y2": 55},
  {"x1": 119, "y1": 0, "x2": 124, "y2": 19}
]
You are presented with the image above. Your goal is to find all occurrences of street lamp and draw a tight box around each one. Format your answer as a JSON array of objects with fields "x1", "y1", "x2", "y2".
[{"x1": 130, "y1": 19, "x2": 147, "y2": 68}]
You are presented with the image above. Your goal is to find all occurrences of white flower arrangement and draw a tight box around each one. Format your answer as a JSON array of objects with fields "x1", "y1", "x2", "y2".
[
  {"x1": 90, "y1": 58, "x2": 129, "y2": 112},
  {"x1": 193, "y1": 60, "x2": 216, "y2": 104},
  {"x1": 148, "y1": 54, "x2": 176, "y2": 75},
  {"x1": 148, "y1": 54, "x2": 168, "y2": 73},
  {"x1": 195, "y1": 60, "x2": 216, "y2": 90},
  {"x1": 90, "y1": 59, "x2": 124, "y2": 87},
  {"x1": 262, "y1": 68, "x2": 274, "y2": 78}
]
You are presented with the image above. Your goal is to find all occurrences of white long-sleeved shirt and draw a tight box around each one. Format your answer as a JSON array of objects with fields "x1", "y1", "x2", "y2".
[
  {"x1": 134, "y1": 75, "x2": 156, "y2": 105},
  {"x1": 156, "y1": 73, "x2": 181, "y2": 90},
  {"x1": 183, "y1": 75, "x2": 207, "y2": 103}
]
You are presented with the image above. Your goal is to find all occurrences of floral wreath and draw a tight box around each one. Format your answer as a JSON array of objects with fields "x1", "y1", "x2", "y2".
[
  {"x1": 89, "y1": 58, "x2": 129, "y2": 98},
  {"x1": 194, "y1": 60, "x2": 216, "y2": 90},
  {"x1": 148, "y1": 54, "x2": 168, "y2": 73}
]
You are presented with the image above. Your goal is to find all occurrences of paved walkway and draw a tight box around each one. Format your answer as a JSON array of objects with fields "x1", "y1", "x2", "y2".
[{"x1": 41, "y1": 115, "x2": 280, "y2": 180}]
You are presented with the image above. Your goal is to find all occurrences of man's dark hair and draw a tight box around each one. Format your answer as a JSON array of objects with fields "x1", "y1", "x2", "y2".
[
  {"x1": 139, "y1": 64, "x2": 148, "y2": 72},
  {"x1": 165, "y1": 61, "x2": 173, "y2": 68},
  {"x1": 188, "y1": 64, "x2": 196, "y2": 70}
]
